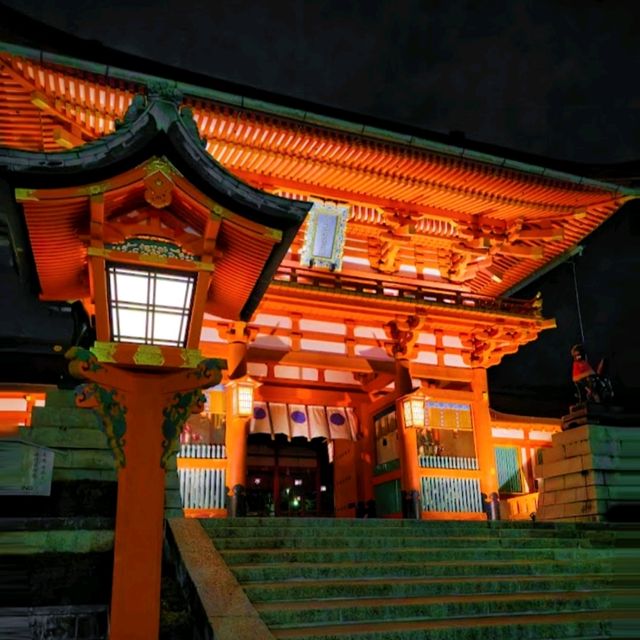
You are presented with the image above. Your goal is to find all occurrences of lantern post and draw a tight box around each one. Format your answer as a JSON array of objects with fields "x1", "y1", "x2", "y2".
[{"x1": 67, "y1": 242, "x2": 225, "y2": 640}]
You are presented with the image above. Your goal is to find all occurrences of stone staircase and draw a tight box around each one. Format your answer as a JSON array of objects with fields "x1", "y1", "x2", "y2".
[{"x1": 200, "y1": 518, "x2": 638, "y2": 640}]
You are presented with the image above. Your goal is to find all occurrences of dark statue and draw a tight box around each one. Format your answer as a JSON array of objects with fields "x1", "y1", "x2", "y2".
[{"x1": 571, "y1": 344, "x2": 614, "y2": 405}]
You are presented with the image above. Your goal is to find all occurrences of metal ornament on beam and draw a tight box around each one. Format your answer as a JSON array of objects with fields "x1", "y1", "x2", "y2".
[
  {"x1": 90, "y1": 342, "x2": 203, "y2": 368},
  {"x1": 67, "y1": 347, "x2": 226, "y2": 468},
  {"x1": 87, "y1": 246, "x2": 215, "y2": 273}
]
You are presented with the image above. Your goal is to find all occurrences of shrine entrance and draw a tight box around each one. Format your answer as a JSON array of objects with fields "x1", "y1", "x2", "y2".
[{"x1": 246, "y1": 434, "x2": 334, "y2": 517}]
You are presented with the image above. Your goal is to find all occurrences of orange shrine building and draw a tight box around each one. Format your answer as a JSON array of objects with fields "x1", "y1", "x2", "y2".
[{"x1": 0, "y1": 48, "x2": 635, "y2": 525}]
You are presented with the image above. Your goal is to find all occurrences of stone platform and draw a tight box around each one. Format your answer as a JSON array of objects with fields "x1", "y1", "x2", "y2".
[{"x1": 537, "y1": 419, "x2": 640, "y2": 522}]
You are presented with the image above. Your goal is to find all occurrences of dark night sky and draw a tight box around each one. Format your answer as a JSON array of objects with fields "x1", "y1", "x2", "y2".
[
  {"x1": 0, "y1": 1, "x2": 638, "y2": 414},
  {"x1": 3, "y1": 0, "x2": 640, "y2": 163}
]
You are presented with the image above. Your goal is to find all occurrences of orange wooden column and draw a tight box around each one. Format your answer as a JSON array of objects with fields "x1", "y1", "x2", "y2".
[
  {"x1": 109, "y1": 377, "x2": 165, "y2": 640},
  {"x1": 224, "y1": 322, "x2": 251, "y2": 517},
  {"x1": 68, "y1": 349, "x2": 222, "y2": 639},
  {"x1": 353, "y1": 398, "x2": 375, "y2": 517},
  {"x1": 395, "y1": 358, "x2": 422, "y2": 519},
  {"x1": 225, "y1": 410, "x2": 249, "y2": 517},
  {"x1": 470, "y1": 367, "x2": 500, "y2": 519}
]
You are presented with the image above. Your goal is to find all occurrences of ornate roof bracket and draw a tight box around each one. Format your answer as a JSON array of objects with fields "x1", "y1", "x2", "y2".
[
  {"x1": 460, "y1": 324, "x2": 541, "y2": 368},
  {"x1": 383, "y1": 315, "x2": 424, "y2": 360}
]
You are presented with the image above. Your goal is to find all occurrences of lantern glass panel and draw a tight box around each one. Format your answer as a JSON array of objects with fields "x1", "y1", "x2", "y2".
[
  {"x1": 401, "y1": 395, "x2": 426, "y2": 429},
  {"x1": 152, "y1": 312, "x2": 183, "y2": 342},
  {"x1": 107, "y1": 264, "x2": 195, "y2": 347},
  {"x1": 116, "y1": 308, "x2": 147, "y2": 341},
  {"x1": 232, "y1": 381, "x2": 255, "y2": 417},
  {"x1": 411, "y1": 397, "x2": 425, "y2": 428}
]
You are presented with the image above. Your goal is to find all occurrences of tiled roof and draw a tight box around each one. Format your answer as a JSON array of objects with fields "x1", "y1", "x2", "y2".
[{"x1": 0, "y1": 53, "x2": 634, "y2": 298}]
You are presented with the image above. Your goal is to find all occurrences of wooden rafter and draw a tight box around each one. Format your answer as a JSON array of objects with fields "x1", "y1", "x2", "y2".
[{"x1": 0, "y1": 52, "x2": 630, "y2": 299}]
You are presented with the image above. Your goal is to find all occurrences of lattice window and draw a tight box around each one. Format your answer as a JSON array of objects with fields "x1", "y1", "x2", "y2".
[{"x1": 107, "y1": 264, "x2": 195, "y2": 347}]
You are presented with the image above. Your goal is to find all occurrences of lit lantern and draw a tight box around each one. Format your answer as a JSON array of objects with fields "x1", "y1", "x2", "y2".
[
  {"x1": 228, "y1": 377, "x2": 261, "y2": 417},
  {"x1": 107, "y1": 264, "x2": 196, "y2": 347},
  {"x1": 398, "y1": 391, "x2": 428, "y2": 429}
]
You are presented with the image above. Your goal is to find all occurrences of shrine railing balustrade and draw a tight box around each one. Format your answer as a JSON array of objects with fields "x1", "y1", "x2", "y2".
[
  {"x1": 418, "y1": 455, "x2": 478, "y2": 470},
  {"x1": 177, "y1": 443, "x2": 226, "y2": 459},
  {"x1": 176, "y1": 444, "x2": 227, "y2": 513},
  {"x1": 273, "y1": 263, "x2": 540, "y2": 317},
  {"x1": 420, "y1": 475, "x2": 484, "y2": 514}
]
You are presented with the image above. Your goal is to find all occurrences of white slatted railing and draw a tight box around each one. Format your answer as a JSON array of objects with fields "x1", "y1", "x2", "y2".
[
  {"x1": 178, "y1": 467, "x2": 226, "y2": 510},
  {"x1": 421, "y1": 476, "x2": 483, "y2": 513},
  {"x1": 419, "y1": 455, "x2": 478, "y2": 470},
  {"x1": 177, "y1": 443, "x2": 226, "y2": 459},
  {"x1": 177, "y1": 443, "x2": 227, "y2": 510}
]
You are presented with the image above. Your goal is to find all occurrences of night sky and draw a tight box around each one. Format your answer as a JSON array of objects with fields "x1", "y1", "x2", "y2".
[
  {"x1": 0, "y1": 1, "x2": 638, "y2": 414},
  {"x1": 4, "y1": 0, "x2": 640, "y2": 163}
]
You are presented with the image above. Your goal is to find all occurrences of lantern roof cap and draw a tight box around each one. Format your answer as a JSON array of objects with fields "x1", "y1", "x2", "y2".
[
  {"x1": 0, "y1": 93, "x2": 312, "y2": 321},
  {"x1": 0, "y1": 91, "x2": 310, "y2": 234}
]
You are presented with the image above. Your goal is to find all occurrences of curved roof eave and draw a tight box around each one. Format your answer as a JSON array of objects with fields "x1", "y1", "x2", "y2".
[
  {"x1": 0, "y1": 95, "x2": 311, "y2": 320},
  {"x1": 0, "y1": 36, "x2": 638, "y2": 197},
  {"x1": 0, "y1": 95, "x2": 310, "y2": 232}
]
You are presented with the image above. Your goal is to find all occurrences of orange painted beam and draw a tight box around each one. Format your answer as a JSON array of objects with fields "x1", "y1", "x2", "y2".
[
  {"x1": 183, "y1": 508, "x2": 226, "y2": 518},
  {"x1": 255, "y1": 385, "x2": 361, "y2": 406},
  {"x1": 176, "y1": 458, "x2": 226, "y2": 471},
  {"x1": 421, "y1": 511, "x2": 486, "y2": 521}
]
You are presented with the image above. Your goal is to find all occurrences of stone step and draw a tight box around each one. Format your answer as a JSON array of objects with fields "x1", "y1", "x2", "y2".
[
  {"x1": 172, "y1": 519, "x2": 638, "y2": 640},
  {"x1": 51, "y1": 449, "x2": 115, "y2": 471},
  {"x1": 0, "y1": 516, "x2": 114, "y2": 531},
  {"x1": 43, "y1": 389, "x2": 78, "y2": 409},
  {"x1": 0, "y1": 529, "x2": 114, "y2": 554},
  {"x1": 267, "y1": 609, "x2": 628, "y2": 639},
  {"x1": 31, "y1": 406, "x2": 101, "y2": 429},
  {"x1": 202, "y1": 524, "x2": 626, "y2": 543},
  {"x1": 21, "y1": 425, "x2": 109, "y2": 449},
  {"x1": 243, "y1": 573, "x2": 631, "y2": 603},
  {"x1": 212, "y1": 535, "x2": 595, "y2": 551},
  {"x1": 202, "y1": 517, "x2": 622, "y2": 530},
  {"x1": 257, "y1": 590, "x2": 629, "y2": 628},
  {"x1": 219, "y1": 546, "x2": 611, "y2": 565},
  {"x1": 228, "y1": 558, "x2": 614, "y2": 583},
  {"x1": 52, "y1": 468, "x2": 117, "y2": 482}
]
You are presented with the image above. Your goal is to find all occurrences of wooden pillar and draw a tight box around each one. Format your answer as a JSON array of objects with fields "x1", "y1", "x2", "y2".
[
  {"x1": 68, "y1": 349, "x2": 223, "y2": 640},
  {"x1": 470, "y1": 367, "x2": 500, "y2": 519},
  {"x1": 224, "y1": 323, "x2": 250, "y2": 517},
  {"x1": 109, "y1": 378, "x2": 165, "y2": 640},
  {"x1": 354, "y1": 399, "x2": 376, "y2": 518},
  {"x1": 395, "y1": 358, "x2": 422, "y2": 519},
  {"x1": 225, "y1": 409, "x2": 249, "y2": 517}
]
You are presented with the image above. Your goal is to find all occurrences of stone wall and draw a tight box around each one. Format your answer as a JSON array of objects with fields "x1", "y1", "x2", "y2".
[{"x1": 537, "y1": 423, "x2": 640, "y2": 521}]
